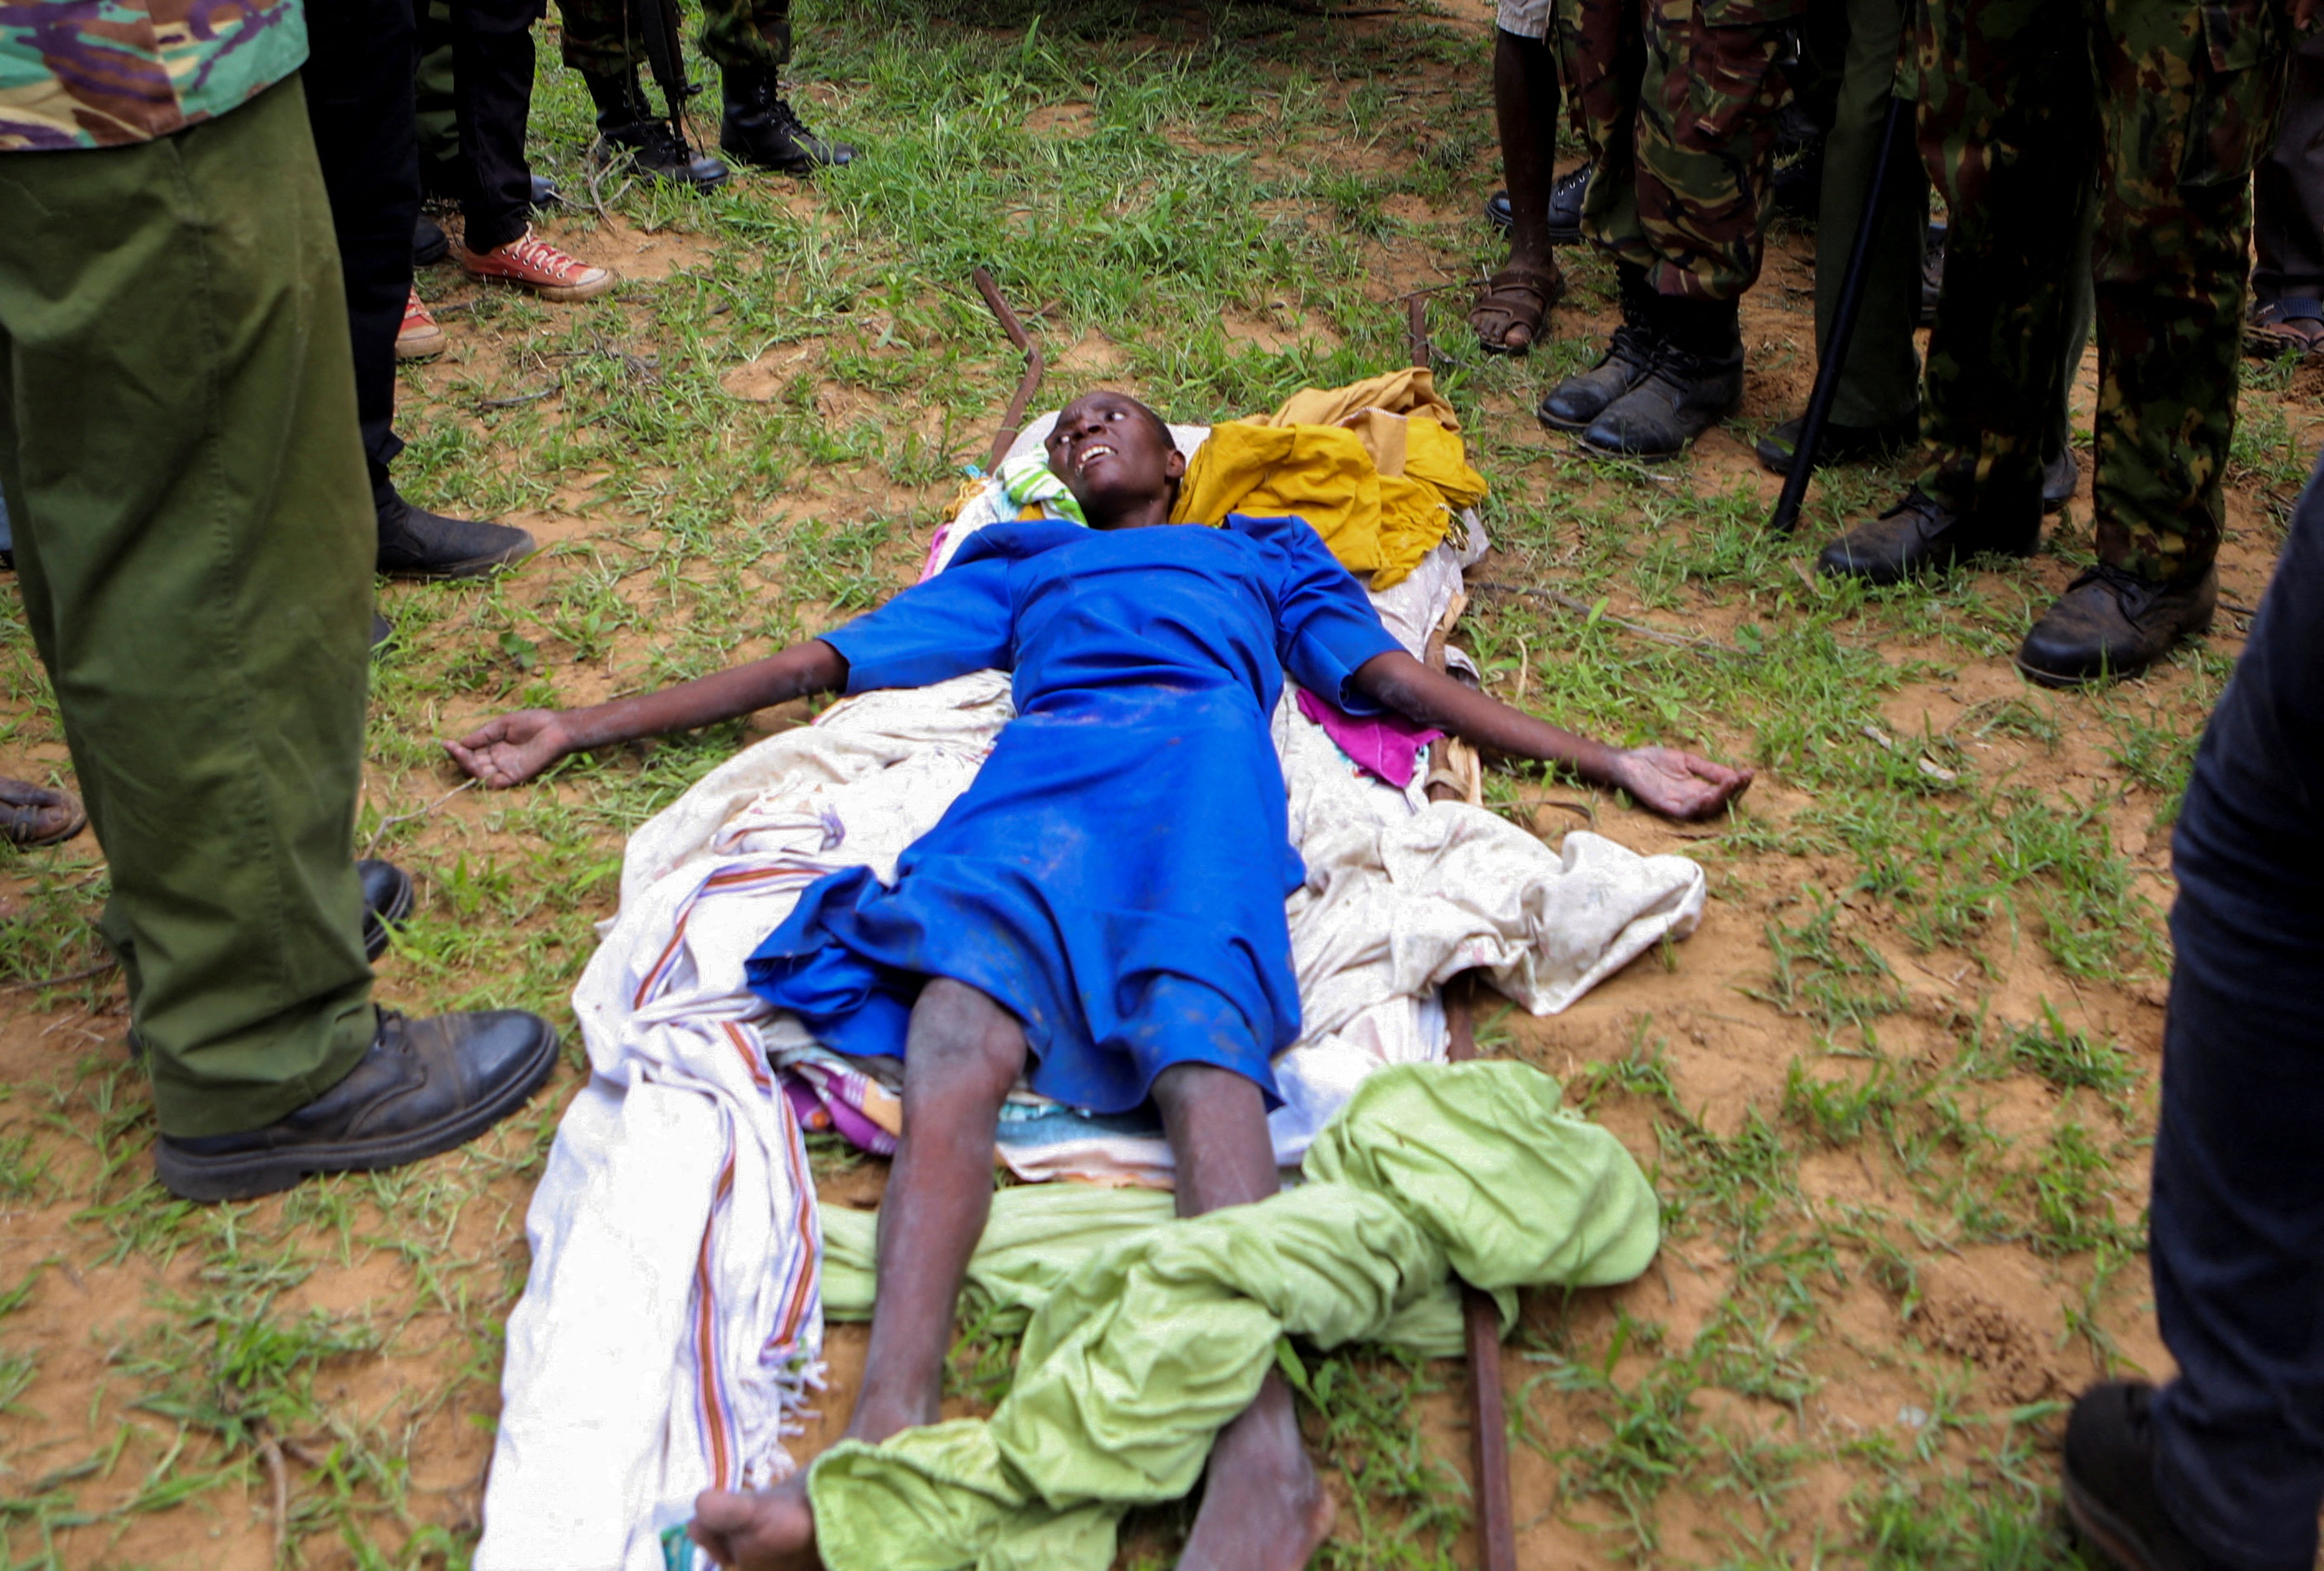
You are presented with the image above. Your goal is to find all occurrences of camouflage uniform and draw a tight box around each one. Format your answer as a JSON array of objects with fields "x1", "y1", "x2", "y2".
[
  {"x1": 0, "y1": 17, "x2": 380, "y2": 1135},
  {"x1": 556, "y1": 0, "x2": 792, "y2": 78},
  {"x1": 1911, "y1": 0, "x2": 2291, "y2": 578},
  {"x1": 1554, "y1": 0, "x2": 1807, "y2": 302}
]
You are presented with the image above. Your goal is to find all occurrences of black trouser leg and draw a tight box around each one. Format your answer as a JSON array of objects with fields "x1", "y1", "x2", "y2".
[
  {"x1": 2253, "y1": 31, "x2": 2324, "y2": 305},
  {"x1": 302, "y1": 0, "x2": 421, "y2": 497},
  {"x1": 452, "y1": 0, "x2": 547, "y2": 255},
  {"x1": 2147, "y1": 449, "x2": 2324, "y2": 1571}
]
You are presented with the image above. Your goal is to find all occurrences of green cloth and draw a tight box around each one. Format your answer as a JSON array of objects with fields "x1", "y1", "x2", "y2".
[
  {"x1": 805, "y1": 1062, "x2": 1660, "y2": 1571},
  {"x1": 0, "y1": 76, "x2": 378, "y2": 1136}
]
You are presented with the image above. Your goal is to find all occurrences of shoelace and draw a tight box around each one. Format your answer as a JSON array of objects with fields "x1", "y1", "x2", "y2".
[{"x1": 502, "y1": 231, "x2": 588, "y2": 280}]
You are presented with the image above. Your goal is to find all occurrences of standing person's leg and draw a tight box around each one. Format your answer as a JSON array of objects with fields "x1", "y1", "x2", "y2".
[
  {"x1": 304, "y1": 0, "x2": 540, "y2": 578},
  {"x1": 2014, "y1": 0, "x2": 2289, "y2": 687},
  {"x1": 1574, "y1": 0, "x2": 1787, "y2": 458},
  {"x1": 1469, "y1": 3, "x2": 1565, "y2": 355},
  {"x1": 1757, "y1": 0, "x2": 1927, "y2": 476},
  {"x1": 2060, "y1": 450, "x2": 2324, "y2": 1571},
  {"x1": 1152, "y1": 1063, "x2": 1333, "y2": 1571},
  {"x1": 690, "y1": 979, "x2": 1027, "y2": 1566},
  {"x1": 558, "y1": 0, "x2": 732, "y2": 188},
  {"x1": 0, "y1": 78, "x2": 559, "y2": 1197},
  {"x1": 1813, "y1": 0, "x2": 2087, "y2": 583},
  {"x1": 449, "y1": 0, "x2": 614, "y2": 302},
  {"x1": 2042, "y1": 189, "x2": 2099, "y2": 512},
  {"x1": 1539, "y1": 0, "x2": 1665, "y2": 433},
  {"x1": 712, "y1": 0, "x2": 856, "y2": 173},
  {"x1": 2246, "y1": 29, "x2": 2324, "y2": 355}
]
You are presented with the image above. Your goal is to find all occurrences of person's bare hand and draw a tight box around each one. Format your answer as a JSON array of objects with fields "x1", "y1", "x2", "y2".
[
  {"x1": 443, "y1": 710, "x2": 573, "y2": 788},
  {"x1": 1606, "y1": 748, "x2": 1754, "y2": 821}
]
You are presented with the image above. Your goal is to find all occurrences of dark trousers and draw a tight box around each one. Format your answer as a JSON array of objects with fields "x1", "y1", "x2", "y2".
[
  {"x1": 2148, "y1": 448, "x2": 2324, "y2": 1571},
  {"x1": 446, "y1": 0, "x2": 546, "y2": 254},
  {"x1": 303, "y1": 0, "x2": 421, "y2": 499},
  {"x1": 2253, "y1": 30, "x2": 2324, "y2": 305}
]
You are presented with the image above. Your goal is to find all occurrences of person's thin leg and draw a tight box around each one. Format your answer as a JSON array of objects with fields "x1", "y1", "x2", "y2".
[
  {"x1": 0, "y1": 78, "x2": 377, "y2": 1135},
  {"x1": 690, "y1": 978, "x2": 1026, "y2": 1571},
  {"x1": 1472, "y1": 21, "x2": 1563, "y2": 353},
  {"x1": 1155, "y1": 1064, "x2": 1333, "y2": 1571}
]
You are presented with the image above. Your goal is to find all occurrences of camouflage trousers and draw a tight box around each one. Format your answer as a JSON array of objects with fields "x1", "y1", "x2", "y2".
[
  {"x1": 1555, "y1": 0, "x2": 1801, "y2": 302},
  {"x1": 1912, "y1": 0, "x2": 2291, "y2": 578},
  {"x1": 557, "y1": 0, "x2": 791, "y2": 78}
]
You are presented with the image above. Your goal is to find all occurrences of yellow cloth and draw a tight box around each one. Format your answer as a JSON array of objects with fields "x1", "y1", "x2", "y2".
[{"x1": 1168, "y1": 370, "x2": 1488, "y2": 589}]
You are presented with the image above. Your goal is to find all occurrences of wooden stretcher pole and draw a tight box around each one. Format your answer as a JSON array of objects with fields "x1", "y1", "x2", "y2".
[
  {"x1": 1408, "y1": 291, "x2": 1519, "y2": 1571},
  {"x1": 972, "y1": 268, "x2": 1045, "y2": 473}
]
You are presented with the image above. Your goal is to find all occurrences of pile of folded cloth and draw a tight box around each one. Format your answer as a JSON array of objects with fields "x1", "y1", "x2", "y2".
[{"x1": 473, "y1": 373, "x2": 1706, "y2": 1571}]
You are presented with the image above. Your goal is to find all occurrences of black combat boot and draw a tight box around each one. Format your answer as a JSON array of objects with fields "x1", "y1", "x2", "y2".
[
  {"x1": 1581, "y1": 293, "x2": 1743, "y2": 459},
  {"x1": 720, "y1": 65, "x2": 856, "y2": 173},
  {"x1": 376, "y1": 486, "x2": 536, "y2": 580},
  {"x1": 582, "y1": 68, "x2": 730, "y2": 190},
  {"x1": 2014, "y1": 562, "x2": 2218, "y2": 688},
  {"x1": 1816, "y1": 488, "x2": 2040, "y2": 585},
  {"x1": 1539, "y1": 264, "x2": 1662, "y2": 431}
]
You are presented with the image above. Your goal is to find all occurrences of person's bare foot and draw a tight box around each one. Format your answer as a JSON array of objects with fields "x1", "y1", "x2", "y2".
[{"x1": 690, "y1": 1475, "x2": 818, "y2": 1571}]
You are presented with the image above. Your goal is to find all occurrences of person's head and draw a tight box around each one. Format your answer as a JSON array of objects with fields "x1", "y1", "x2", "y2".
[{"x1": 1043, "y1": 390, "x2": 1184, "y2": 529}]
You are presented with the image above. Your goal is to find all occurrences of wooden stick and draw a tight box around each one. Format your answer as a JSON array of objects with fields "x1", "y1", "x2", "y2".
[
  {"x1": 1409, "y1": 296, "x2": 1517, "y2": 1571},
  {"x1": 972, "y1": 268, "x2": 1045, "y2": 473}
]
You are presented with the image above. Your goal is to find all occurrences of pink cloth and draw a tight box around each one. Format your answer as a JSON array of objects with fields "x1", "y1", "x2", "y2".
[{"x1": 1295, "y1": 688, "x2": 1442, "y2": 789}]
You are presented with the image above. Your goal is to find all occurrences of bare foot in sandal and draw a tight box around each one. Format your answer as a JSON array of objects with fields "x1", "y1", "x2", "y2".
[
  {"x1": 2247, "y1": 296, "x2": 2324, "y2": 359},
  {"x1": 1470, "y1": 262, "x2": 1561, "y2": 355}
]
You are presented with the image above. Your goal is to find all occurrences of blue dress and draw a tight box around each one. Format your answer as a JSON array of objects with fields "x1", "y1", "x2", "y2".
[{"x1": 743, "y1": 513, "x2": 1403, "y2": 1114}]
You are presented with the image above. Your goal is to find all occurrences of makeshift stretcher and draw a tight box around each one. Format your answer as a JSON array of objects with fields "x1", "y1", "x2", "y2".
[{"x1": 473, "y1": 298, "x2": 1705, "y2": 1571}]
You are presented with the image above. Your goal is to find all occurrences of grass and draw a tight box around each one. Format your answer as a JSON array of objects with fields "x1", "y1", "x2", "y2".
[{"x1": 0, "y1": 0, "x2": 2315, "y2": 1565}]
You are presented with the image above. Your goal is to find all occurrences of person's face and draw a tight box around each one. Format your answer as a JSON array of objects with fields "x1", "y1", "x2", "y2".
[{"x1": 1043, "y1": 392, "x2": 1184, "y2": 521}]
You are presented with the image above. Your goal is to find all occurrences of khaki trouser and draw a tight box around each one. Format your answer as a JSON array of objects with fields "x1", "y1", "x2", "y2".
[{"x1": 0, "y1": 75, "x2": 378, "y2": 1137}]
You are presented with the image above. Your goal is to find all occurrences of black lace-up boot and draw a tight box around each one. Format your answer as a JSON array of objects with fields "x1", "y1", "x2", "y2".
[
  {"x1": 1579, "y1": 292, "x2": 1744, "y2": 459},
  {"x1": 720, "y1": 65, "x2": 856, "y2": 173},
  {"x1": 583, "y1": 68, "x2": 729, "y2": 190}
]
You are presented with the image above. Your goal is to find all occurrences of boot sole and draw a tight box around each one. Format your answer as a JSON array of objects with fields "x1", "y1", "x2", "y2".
[
  {"x1": 378, "y1": 539, "x2": 538, "y2": 582},
  {"x1": 2060, "y1": 1469, "x2": 2165, "y2": 1571},
  {"x1": 152, "y1": 1019, "x2": 560, "y2": 1203}
]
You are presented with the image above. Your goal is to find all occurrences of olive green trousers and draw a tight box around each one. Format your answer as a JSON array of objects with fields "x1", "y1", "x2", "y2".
[{"x1": 0, "y1": 76, "x2": 378, "y2": 1137}]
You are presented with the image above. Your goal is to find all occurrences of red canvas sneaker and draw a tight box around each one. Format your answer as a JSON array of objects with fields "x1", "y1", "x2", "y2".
[
  {"x1": 396, "y1": 287, "x2": 446, "y2": 360},
  {"x1": 457, "y1": 227, "x2": 614, "y2": 302}
]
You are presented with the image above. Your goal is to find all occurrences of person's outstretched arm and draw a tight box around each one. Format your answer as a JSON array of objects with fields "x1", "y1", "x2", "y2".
[
  {"x1": 1349, "y1": 650, "x2": 1752, "y2": 821},
  {"x1": 443, "y1": 639, "x2": 850, "y2": 788}
]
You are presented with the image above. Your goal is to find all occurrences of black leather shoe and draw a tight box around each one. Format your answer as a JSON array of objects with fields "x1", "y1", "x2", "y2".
[
  {"x1": 357, "y1": 858, "x2": 415, "y2": 962},
  {"x1": 721, "y1": 67, "x2": 855, "y2": 173},
  {"x1": 376, "y1": 491, "x2": 535, "y2": 580},
  {"x1": 2061, "y1": 1383, "x2": 2219, "y2": 1571},
  {"x1": 152, "y1": 1008, "x2": 560, "y2": 1201},
  {"x1": 1580, "y1": 340, "x2": 1743, "y2": 459},
  {"x1": 2044, "y1": 446, "x2": 2078, "y2": 514},
  {"x1": 529, "y1": 172, "x2": 563, "y2": 210},
  {"x1": 2015, "y1": 563, "x2": 2217, "y2": 689},
  {"x1": 1817, "y1": 488, "x2": 2040, "y2": 585},
  {"x1": 1755, "y1": 410, "x2": 1918, "y2": 476},
  {"x1": 1538, "y1": 324, "x2": 1661, "y2": 431},
  {"x1": 414, "y1": 212, "x2": 449, "y2": 268}
]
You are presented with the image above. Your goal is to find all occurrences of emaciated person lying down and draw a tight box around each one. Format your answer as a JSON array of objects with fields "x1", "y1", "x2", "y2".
[{"x1": 446, "y1": 389, "x2": 1752, "y2": 1571}]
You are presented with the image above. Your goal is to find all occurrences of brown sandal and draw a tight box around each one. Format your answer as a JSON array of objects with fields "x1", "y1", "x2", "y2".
[
  {"x1": 0, "y1": 778, "x2": 85, "y2": 849},
  {"x1": 2246, "y1": 297, "x2": 2324, "y2": 359},
  {"x1": 1469, "y1": 263, "x2": 1563, "y2": 356}
]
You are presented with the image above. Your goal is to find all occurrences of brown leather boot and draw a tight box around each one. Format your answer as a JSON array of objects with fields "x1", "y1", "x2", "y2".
[{"x1": 2015, "y1": 563, "x2": 2217, "y2": 688}]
